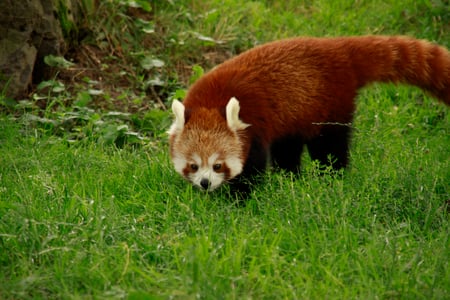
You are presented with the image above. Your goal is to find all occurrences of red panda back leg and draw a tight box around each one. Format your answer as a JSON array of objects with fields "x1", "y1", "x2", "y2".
[
  {"x1": 306, "y1": 126, "x2": 352, "y2": 170},
  {"x1": 270, "y1": 136, "x2": 305, "y2": 173}
]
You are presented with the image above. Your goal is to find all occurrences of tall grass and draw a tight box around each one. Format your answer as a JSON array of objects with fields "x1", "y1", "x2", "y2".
[{"x1": 1, "y1": 0, "x2": 449, "y2": 299}]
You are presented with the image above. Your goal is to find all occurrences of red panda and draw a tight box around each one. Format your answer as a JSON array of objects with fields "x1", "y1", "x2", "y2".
[{"x1": 168, "y1": 35, "x2": 450, "y2": 194}]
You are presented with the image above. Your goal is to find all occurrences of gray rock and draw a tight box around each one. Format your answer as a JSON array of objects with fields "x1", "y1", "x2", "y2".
[{"x1": 0, "y1": 0, "x2": 65, "y2": 99}]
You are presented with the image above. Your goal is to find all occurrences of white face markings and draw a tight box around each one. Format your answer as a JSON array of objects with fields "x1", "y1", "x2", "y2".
[
  {"x1": 208, "y1": 153, "x2": 220, "y2": 166},
  {"x1": 225, "y1": 156, "x2": 244, "y2": 178},
  {"x1": 187, "y1": 152, "x2": 224, "y2": 191},
  {"x1": 172, "y1": 154, "x2": 187, "y2": 174},
  {"x1": 191, "y1": 153, "x2": 202, "y2": 167}
]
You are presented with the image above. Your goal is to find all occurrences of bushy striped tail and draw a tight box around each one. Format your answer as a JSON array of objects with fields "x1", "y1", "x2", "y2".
[{"x1": 350, "y1": 36, "x2": 450, "y2": 105}]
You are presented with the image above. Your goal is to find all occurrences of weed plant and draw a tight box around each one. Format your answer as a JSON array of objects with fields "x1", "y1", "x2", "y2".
[{"x1": 0, "y1": 0, "x2": 449, "y2": 299}]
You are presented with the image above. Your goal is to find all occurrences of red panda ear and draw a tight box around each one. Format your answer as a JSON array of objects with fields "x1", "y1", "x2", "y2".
[
  {"x1": 226, "y1": 97, "x2": 251, "y2": 132},
  {"x1": 168, "y1": 100, "x2": 185, "y2": 135}
]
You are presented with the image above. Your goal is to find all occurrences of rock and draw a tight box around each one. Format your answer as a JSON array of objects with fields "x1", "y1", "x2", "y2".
[{"x1": 0, "y1": 0, "x2": 65, "y2": 99}]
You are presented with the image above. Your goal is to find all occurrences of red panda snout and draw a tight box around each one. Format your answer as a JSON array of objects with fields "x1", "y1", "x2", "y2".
[{"x1": 200, "y1": 178, "x2": 210, "y2": 190}]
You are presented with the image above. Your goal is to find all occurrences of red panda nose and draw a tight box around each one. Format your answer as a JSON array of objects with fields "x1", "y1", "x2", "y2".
[{"x1": 200, "y1": 178, "x2": 210, "y2": 190}]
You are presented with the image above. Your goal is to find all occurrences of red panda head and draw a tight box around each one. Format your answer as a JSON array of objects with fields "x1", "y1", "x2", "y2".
[{"x1": 168, "y1": 97, "x2": 250, "y2": 191}]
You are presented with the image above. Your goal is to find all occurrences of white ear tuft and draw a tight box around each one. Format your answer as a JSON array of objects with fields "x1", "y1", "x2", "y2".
[
  {"x1": 226, "y1": 97, "x2": 251, "y2": 132},
  {"x1": 168, "y1": 100, "x2": 185, "y2": 135}
]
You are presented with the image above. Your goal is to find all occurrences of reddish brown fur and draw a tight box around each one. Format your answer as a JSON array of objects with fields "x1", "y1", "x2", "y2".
[
  {"x1": 170, "y1": 108, "x2": 245, "y2": 159},
  {"x1": 173, "y1": 35, "x2": 449, "y2": 193},
  {"x1": 185, "y1": 36, "x2": 449, "y2": 141}
]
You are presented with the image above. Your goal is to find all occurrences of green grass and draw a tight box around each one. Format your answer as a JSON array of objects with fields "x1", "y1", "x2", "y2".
[{"x1": 1, "y1": 0, "x2": 449, "y2": 299}]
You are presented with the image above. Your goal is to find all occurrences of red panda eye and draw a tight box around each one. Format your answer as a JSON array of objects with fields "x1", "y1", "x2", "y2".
[
  {"x1": 190, "y1": 164, "x2": 199, "y2": 171},
  {"x1": 213, "y1": 164, "x2": 222, "y2": 171}
]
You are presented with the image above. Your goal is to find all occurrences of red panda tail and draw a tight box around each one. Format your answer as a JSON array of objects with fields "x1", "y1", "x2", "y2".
[{"x1": 350, "y1": 36, "x2": 450, "y2": 105}]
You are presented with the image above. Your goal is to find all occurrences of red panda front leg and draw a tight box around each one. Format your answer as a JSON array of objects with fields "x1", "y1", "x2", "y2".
[
  {"x1": 229, "y1": 137, "x2": 269, "y2": 196},
  {"x1": 270, "y1": 135, "x2": 305, "y2": 173},
  {"x1": 306, "y1": 125, "x2": 352, "y2": 170}
]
